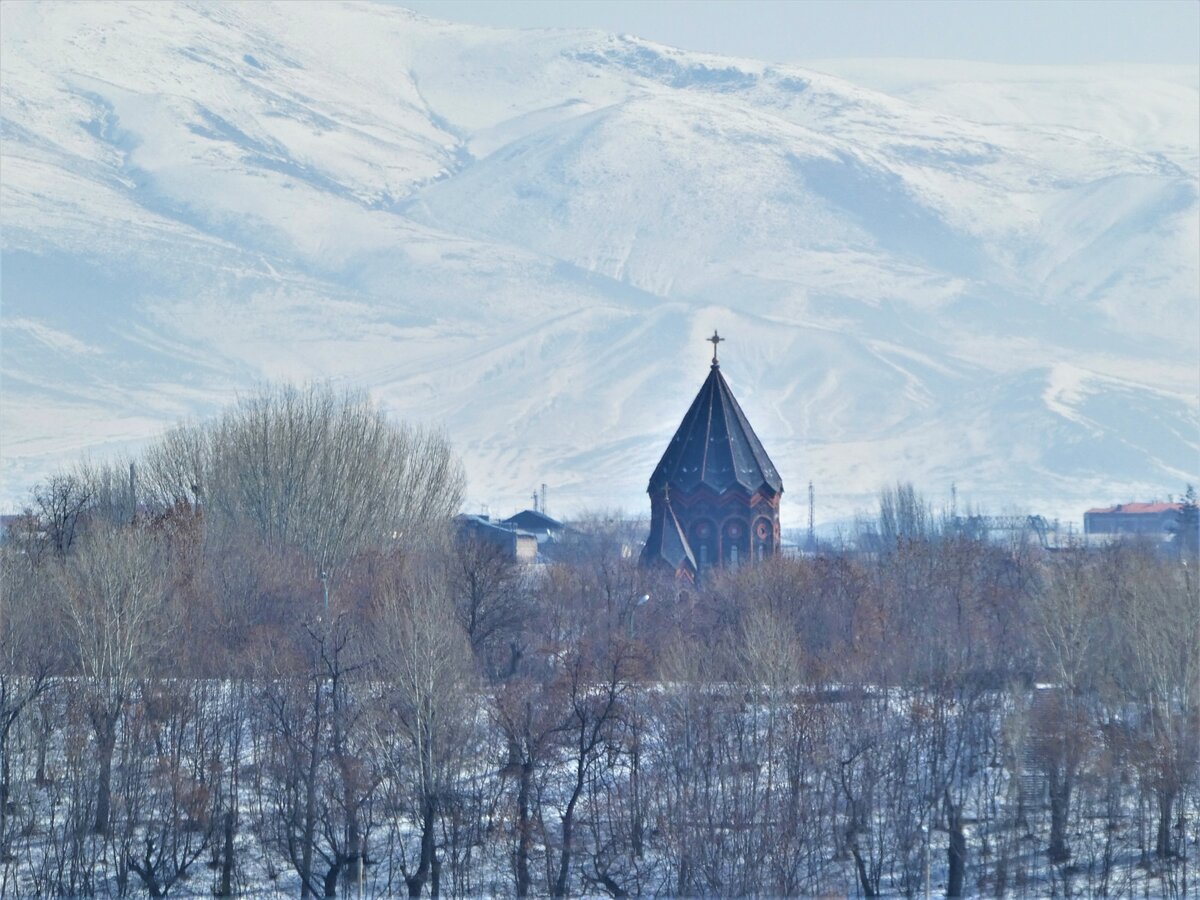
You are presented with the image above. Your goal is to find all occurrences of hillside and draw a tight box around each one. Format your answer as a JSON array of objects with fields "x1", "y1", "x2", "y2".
[{"x1": 2, "y1": 1, "x2": 1197, "y2": 522}]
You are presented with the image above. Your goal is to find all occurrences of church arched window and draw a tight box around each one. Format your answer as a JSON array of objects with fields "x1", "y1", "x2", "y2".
[
  {"x1": 691, "y1": 520, "x2": 716, "y2": 571},
  {"x1": 753, "y1": 517, "x2": 773, "y2": 560},
  {"x1": 723, "y1": 518, "x2": 749, "y2": 567}
]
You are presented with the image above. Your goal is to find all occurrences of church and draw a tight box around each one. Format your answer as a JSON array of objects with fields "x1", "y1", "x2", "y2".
[{"x1": 640, "y1": 332, "x2": 784, "y2": 580}]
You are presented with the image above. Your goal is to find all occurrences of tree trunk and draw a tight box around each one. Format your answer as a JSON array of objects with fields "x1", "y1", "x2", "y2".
[
  {"x1": 217, "y1": 810, "x2": 236, "y2": 897},
  {"x1": 301, "y1": 718, "x2": 321, "y2": 898},
  {"x1": 629, "y1": 737, "x2": 643, "y2": 859},
  {"x1": 324, "y1": 860, "x2": 342, "y2": 897},
  {"x1": 128, "y1": 836, "x2": 164, "y2": 898},
  {"x1": 407, "y1": 799, "x2": 436, "y2": 898},
  {"x1": 1048, "y1": 768, "x2": 1071, "y2": 864},
  {"x1": 35, "y1": 709, "x2": 49, "y2": 785},
  {"x1": 676, "y1": 854, "x2": 690, "y2": 898},
  {"x1": 553, "y1": 770, "x2": 585, "y2": 899},
  {"x1": 94, "y1": 720, "x2": 117, "y2": 834},
  {"x1": 345, "y1": 812, "x2": 361, "y2": 888},
  {"x1": 0, "y1": 724, "x2": 9, "y2": 859},
  {"x1": 1156, "y1": 788, "x2": 1176, "y2": 858},
  {"x1": 946, "y1": 791, "x2": 967, "y2": 898},
  {"x1": 850, "y1": 840, "x2": 878, "y2": 899},
  {"x1": 515, "y1": 759, "x2": 533, "y2": 898}
]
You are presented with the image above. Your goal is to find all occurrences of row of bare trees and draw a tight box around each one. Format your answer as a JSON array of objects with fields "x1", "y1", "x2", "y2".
[{"x1": 2, "y1": 391, "x2": 1197, "y2": 897}]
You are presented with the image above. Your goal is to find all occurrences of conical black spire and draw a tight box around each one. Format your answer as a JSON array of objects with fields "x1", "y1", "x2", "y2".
[{"x1": 648, "y1": 363, "x2": 782, "y2": 498}]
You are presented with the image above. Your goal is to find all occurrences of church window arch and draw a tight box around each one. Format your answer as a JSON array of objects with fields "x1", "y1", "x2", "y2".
[
  {"x1": 753, "y1": 516, "x2": 773, "y2": 560},
  {"x1": 690, "y1": 519, "x2": 716, "y2": 571},
  {"x1": 723, "y1": 518, "x2": 749, "y2": 567}
]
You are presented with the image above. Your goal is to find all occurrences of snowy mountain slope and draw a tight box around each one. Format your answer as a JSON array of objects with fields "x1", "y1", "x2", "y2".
[
  {"x1": 1, "y1": 1, "x2": 1196, "y2": 523},
  {"x1": 805, "y1": 59, "x2": 1200, "y2": 168}
]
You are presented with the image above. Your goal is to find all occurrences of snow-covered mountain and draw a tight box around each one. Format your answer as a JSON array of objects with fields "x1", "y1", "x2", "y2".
[{"x1": 2, "y1": 1, "x2": 1197, "y2": 524}]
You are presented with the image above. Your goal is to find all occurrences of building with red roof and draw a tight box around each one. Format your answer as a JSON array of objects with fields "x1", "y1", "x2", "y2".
[{"x1": 1083, "y1": 502, "x2": 1183, "y2": 538}]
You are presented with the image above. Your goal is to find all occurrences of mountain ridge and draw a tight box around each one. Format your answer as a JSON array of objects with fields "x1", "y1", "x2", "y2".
[{"x1": 1, "y1": 0, "x2": 1196, "y2": 522}]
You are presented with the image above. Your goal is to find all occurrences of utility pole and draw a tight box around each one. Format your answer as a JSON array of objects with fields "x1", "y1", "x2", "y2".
[
  {"x1": 129, "y1": 462, "x2": 138, "y2": 524},
  {"x1": 807, "y1": 480, "x2": 815, "y2": 550},
  {"x1": 320, "y1": 570, "x2": 329, "y2": 612}
]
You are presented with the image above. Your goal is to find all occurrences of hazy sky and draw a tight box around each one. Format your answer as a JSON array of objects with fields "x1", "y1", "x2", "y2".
[{"x1": 397, "y1": 0, "x2": 1200, "y2": 65}]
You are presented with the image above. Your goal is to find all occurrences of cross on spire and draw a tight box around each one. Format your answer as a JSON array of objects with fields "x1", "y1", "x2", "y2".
[{"x1": 708, "y1": 330, "x2": 725, "y2": 367}]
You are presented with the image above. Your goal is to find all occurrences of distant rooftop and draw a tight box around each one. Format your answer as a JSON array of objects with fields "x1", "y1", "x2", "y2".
[
  {"x1": 1085, "y1": 502, "x2": 1183, "y2": 515},
  {"x1": 502, "y1": 509, "x2": 564, "y2": 531}
]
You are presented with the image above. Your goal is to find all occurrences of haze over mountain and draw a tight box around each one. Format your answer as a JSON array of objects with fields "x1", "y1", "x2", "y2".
[{"x1": 2, "y1": 1, "x2": 1197, "y2": 524}]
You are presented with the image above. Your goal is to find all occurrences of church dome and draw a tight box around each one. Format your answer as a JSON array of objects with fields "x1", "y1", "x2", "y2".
[{"x1": 648, "y1": 359, "x2": 783, "y2": 498}]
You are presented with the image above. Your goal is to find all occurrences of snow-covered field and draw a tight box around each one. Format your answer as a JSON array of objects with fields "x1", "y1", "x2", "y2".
[
  {"x1": 3, "y1": 677, "x2": 1194, "y2": 899},
  {"x1": 1, "y1": 1, "x2": 1197, "y2": 523}
]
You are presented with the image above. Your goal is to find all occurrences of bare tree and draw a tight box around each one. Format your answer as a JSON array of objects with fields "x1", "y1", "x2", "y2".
[
  {"x1": 0, "y1": 546, "x2": 57, "y2": 863},
  {"x1": 32, "y1": 469, "x2": 96, "y2": 556},
  {"x1": 447, "y1": 534, "x2": 531, "y2": 681},
  {"x1": 1104, "y1": 544, "x2": 1200, "y2": 860},
  {"x1": 54, "y1": 522, "x2": 170, "y2": 834},
  {"x1": 258, "y1": 648, "x2": 328, "y2": 899},
  {"x1": 85, "y1": 457, "x2": 141, "y2": 527},
  {"x1": 142, "y1": 383, "x2": 465, "y2": 585},
  {"x1": 1028, "y1": 550, "x2": 1107, "y2": 868},
  {"x1": 493, "y1": 673, "x2": 562, "y2": 898},
  {"x1": 114, "y1": 680, "x2": 218, "y2": 898},
  {"x1": 858, "y1": 481, "x2": 938, "y2": 554},
  {"x1": 256, "y1": 613, "x2": 378, "y2": 899},
  {"x1": 549, "y1": 640, "x2": 632, "y2": 900},
  {"x1": 372, "y1": 557, "x2": 478, "y2": 898},
  {"x1": 140, "y1": 422, "x2": 211, "y2": 511}
]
